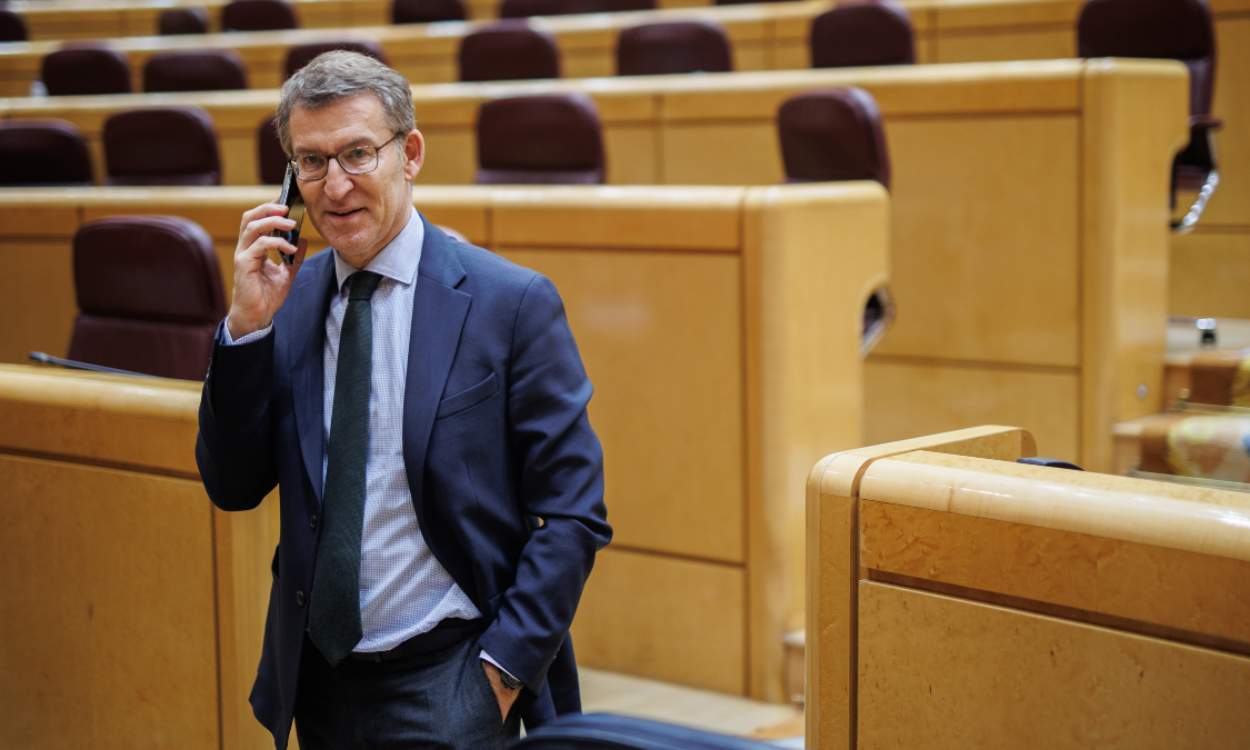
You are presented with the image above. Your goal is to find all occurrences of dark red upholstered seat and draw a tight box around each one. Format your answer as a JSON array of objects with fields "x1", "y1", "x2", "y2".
[
  {"x1": 143, "y1": 49, "x2": 249, "y2": 92},
  {"x1": 41, "y1": 45, "x2": 132, "y2": 96},
  {"x1": 776, "y1": 87, "x2": 891, "y2": 188},
  {"x1": 500, "y1": 0, "x2": 574, "y2": 17},
  {"x1": 158, "y1": 7, "x2": 210, "y2": 35},
  {"x1": 459, "y1": 22, "x2": 560, "y2": 81},
  {"x1": 810, "y1": 0, "x2": 915, "y2": 68},
  {"x1": 1078, "y1": 0, "x2": 1220, "y2": 227},
  {"x1": 103, "y1": 107, "x2": 222, "y2": 186},
  {"x1": 257, "y1": 115, "x2": 288, "y2": 184},
  {"x1": 392, "y1": 0, "x2": 467, "y2": 23},
  {"x1": 0, "y1": 8, "x2": 27, "y2": 42},
  {"x1": 284, "y1": 40, "x2": 388, "y2": 79},
  {"x1": 69, "y1": 216, "x2": 226, "y2": 381},
  {"x1": 596, "y1": 0, "x2": 655, "y2": 11},
  {"x1": 221, "y1": 0, "x2": 297, "y2": 31},
  {"x1": 0, "y1": 119, "x2": 93, "y2": 186},
  {"x1": 616, "y1": 20, "x2": 732, "y2": 76},
  {"x1": 476, "y1": 93, "x2": 605, "y2": 184}
]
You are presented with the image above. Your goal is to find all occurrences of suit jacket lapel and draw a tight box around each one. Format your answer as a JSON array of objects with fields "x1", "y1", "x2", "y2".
[
  {"x1": 403, "y1": 216, "x2": 470, "y2": 523},
  {"x1": 289, "y1": 252, "x2": 337, "y2": 507}
]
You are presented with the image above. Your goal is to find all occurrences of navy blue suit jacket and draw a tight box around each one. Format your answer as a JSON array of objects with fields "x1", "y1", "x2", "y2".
[{"x1": 195, "y1": 215, "x2": 611, "y2": 749}]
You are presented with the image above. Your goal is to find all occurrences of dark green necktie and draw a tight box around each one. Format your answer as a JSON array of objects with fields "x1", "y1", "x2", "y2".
[{"x1": 308, "y1": 270, "x2": 381, "y2": 666}]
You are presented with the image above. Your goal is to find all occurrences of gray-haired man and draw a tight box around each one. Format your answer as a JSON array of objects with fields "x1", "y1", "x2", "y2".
[{"x1": 196, "y1": 51, "x2": 611, "y2": 749}]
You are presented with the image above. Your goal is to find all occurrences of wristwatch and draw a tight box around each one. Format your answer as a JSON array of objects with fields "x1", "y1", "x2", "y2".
[{"x1": 499, "y1": 670, "x2": 523, "y2": 691}]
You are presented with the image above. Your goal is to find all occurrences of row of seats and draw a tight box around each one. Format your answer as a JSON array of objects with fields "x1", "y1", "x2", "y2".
[
  {"x1": 0, "y1": 84, "x2": 889, "y2": 188},
  {"x1": 0, "y1": 0, "x2": 817, "y2": 43},
  {"x1": 30, "y1": 1, "x2": 913, "y2": 95}
]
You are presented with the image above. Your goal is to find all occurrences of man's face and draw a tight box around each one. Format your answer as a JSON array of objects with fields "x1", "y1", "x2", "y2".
[{"x1": 289, "y1": 93, "x2": 424, "y2": 269}]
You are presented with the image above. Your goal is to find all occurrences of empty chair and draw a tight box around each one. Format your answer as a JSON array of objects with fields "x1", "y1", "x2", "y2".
[
  {"x1": 459, "y1": 23, "x2": 560, "y2": 82},
  {"x1": 810, "y1": 0, "x2": 915, "y2": 68},
  {"x1": 594, "y1": 0, "x2": 656, "y2": 11},
  {"x1": 500, "y1": 0, "x2": 573, "y2": 17},
  {"x1": 158, "y1": 7, "x2": 210, "y2": 35},
  {"x1": 103, "y1": 107, "x2": 222, "y2": 186},
  {"x1": 257, "y1": 115, "x2": 289, "y2": 184},
  {"x1": 0, "y1": 119, "x2": 92, "y2": 186},
  {"x1": 284, "y1": 40, "x2": 388, "y2": 79},
  {"x1": 0, "y1": 8, "x2": 27, "y2": 42},
  {"x1": 221, "y1": 0, "x2": 297, "y2": 31},
  {"x1": 616, "y1": 20, "x2": 732, "y2": 76},
  {"x1": 1078, "y1": 0, "x2": 1221, "y2": 231},
  {"x1": 69, "y1": 216, "x2": 226, "y2": 381},
  {"x1": 143, "y1": 49, "x2": 248, "y2": 92},
  {"x1": 777, "y1": 87, "x2": 890, "y2": 187},
  {"x1": 391, "y1": 0, "x2": 467, "y2": 23},
  {"x1": 41, "y1": 45, "x2": 132, "y2": 96},
  {"x1": 476, "y1": 93, "x2": 605, "y2": 184}
]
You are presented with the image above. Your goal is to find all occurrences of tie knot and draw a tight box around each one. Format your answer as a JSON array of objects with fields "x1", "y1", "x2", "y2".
[{"x1": 347, "y1": 271, "x2": 382, "y2": 301}]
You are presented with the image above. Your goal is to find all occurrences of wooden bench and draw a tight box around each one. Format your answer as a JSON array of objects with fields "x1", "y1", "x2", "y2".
[{"x1": 806, "y1": 425, "x2": 1250, "y2": 749}]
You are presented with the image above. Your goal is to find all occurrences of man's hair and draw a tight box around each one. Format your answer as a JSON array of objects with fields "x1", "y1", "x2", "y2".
[{"x1": 275, "y1": 50, "x2": 416, "y2": 156}]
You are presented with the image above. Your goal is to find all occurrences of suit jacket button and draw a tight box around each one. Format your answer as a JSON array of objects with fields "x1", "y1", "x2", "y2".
[
  {"x1": 295, "y1": 590, "x2": 306, "y2": 607},
  {"x1": 309, "y1": 514, "x2": 318, "y2": 530}
]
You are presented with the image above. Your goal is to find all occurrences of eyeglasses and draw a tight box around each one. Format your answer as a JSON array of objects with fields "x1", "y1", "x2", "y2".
[{"x1": 290, "y1": 133, "x2": 404, "y2": 182}]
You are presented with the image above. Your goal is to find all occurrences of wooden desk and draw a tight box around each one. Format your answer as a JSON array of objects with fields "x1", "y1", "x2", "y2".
[
  {"x1": 806, "y1": 425, "x2": 1250, "y2": 750},
  {"x1": 0, "y1": 58, "x2": 1188, "y2": 472},
  {"x1": 0, "y1": 182, "x2": 889, "y2": 704},
  {"x1": 0, "y1": 363, "x2": 283, "y2": 750}
]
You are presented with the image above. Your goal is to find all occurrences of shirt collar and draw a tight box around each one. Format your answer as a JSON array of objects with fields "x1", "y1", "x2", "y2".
[{"x1": 332, "y1": 209, "x2": 424, "y2": 292}]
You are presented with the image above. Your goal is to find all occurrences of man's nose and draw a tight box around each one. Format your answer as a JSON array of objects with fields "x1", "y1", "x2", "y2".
[{"x1": 323, "y1": 158, "x2": 353, "y2": 200}]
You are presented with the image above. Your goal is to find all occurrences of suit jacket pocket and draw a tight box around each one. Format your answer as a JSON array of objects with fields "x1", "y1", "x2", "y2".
[{"x1": 436, "y1": 372, "x2": 499, "y2": 419}]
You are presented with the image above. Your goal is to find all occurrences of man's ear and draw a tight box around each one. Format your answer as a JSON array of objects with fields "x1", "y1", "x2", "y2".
[{"x1": 404, "y1": 129, "x2": 425, "y2": 180}]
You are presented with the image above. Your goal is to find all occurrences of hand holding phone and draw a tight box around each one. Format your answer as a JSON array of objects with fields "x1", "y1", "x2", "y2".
[{"x1": 274, "y1": 164, "x2": 306, "y2": 265}]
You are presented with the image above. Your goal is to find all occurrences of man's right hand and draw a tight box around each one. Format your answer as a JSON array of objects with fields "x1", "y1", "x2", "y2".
[{"x1": 226, "y1": 203, "x2": 308, "y2": 339}]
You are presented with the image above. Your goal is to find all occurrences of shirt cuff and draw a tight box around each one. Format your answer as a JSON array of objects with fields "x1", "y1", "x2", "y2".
[
  {"x1": 220, "y1": 318, "x2": 273, "y2": 346},
  {"x1": 479, "y1": 650, "x2": 520, "y2": 685}
]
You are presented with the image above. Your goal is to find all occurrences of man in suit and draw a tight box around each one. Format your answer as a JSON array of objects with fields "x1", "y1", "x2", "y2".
[{"x1": 196, "y1": 51, "x2": 610, "y2": 749}]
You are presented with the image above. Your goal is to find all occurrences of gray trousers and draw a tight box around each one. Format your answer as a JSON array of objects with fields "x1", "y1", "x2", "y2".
[{"x1": 295, "y1": 635, "x2": 521, "y2": 750}]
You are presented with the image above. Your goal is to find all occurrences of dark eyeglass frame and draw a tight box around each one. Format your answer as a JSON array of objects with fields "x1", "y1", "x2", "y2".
[{"x1": 289, "y1": 132, "x2": 405, "y2": 182}]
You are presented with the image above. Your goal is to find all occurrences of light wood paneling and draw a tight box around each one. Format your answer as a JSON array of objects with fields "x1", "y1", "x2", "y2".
[
  {"x1": 0, "y1": 454, "x2": 220, "y2": 750},
  {"x1": 863, "y1": 357, "x2": 1079, "y2": 462},
  {"x1": 804, "y1": 426, "x2": 1036, "y2": 750},
  {"x1": 1170, "y1": 229, "x2": 1250, "y2": 319},
  {"x1": 876, "y1": 114, "x2": 1080, "y2": 367},
  {"x1": 2, "y1": 239, "x2": 76, "y2": 362},
  {"x1": 570, "y1": 547, "x2": 746, "y2": 695},
  {"x1": 857, "y1": 582, "x2": 1250, "y2": 750},
  {"x1": 503, "y1": 247, "x2": 745, "y2": 563}
]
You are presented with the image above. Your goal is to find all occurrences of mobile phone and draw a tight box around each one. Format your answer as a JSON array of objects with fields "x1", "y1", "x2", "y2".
[{"x1": 274, "y1": 164, "x2": 305, "y2": 265}]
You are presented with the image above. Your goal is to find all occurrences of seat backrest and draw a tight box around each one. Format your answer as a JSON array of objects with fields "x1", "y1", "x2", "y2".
[
  {"x1": 776, "y1": 87, "x2": 891, "y2": 188},
  {"x1": 41, "y1": 45, "x2": 132, "y2": 96},
  {"x1": 459, "y1": 23, "x2": 560, "y2": 82},
  {"x1": 476, "y1": 92, "x2": 605, "y2": 184},
  {"x1": 257, "y1": 115, "x2": 288, "y2": 184},
  {"x1": 616, "y1": 20, "x2": 732, "y2": 76},
  {"x1": 392, "y1": 0, "x2": 467, "y2": 23},
  {"x1": 284, "y1": 40, "x2": 388, "y2": 79},
  {"x1": 158, "y1": 7, "x2": 210, "y2": 35},
  {"x1": 1077, "y1": 0, "x2": 1215, "y2": 116},
  {"x1": 595, "y1": 0, "x2": 655, "y2": 10},
  {"x1": 0, "y1": 119, "x2": 93, "y2": 186},
  {"x1": 143, "y1": 49, "x2": 248, "y2": 92},
  {"x1": 102, "y1": 107, "x2": 222, "y2": 186},
  {"x1": 221, "y1": 0, "x2": 297, "y2": 31},
  {"x1": 69, "y1": 216, "x2": 225, "y2": 381},
  {"x1": 500, "y1": 0, "x2": 573, "y2": 17},
  {"x1": 810, "y1": 0, "x2": 915, "y2": 68},
  {"x1": 0, "y1": 8, "x2": 27, "y2": 42}
]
